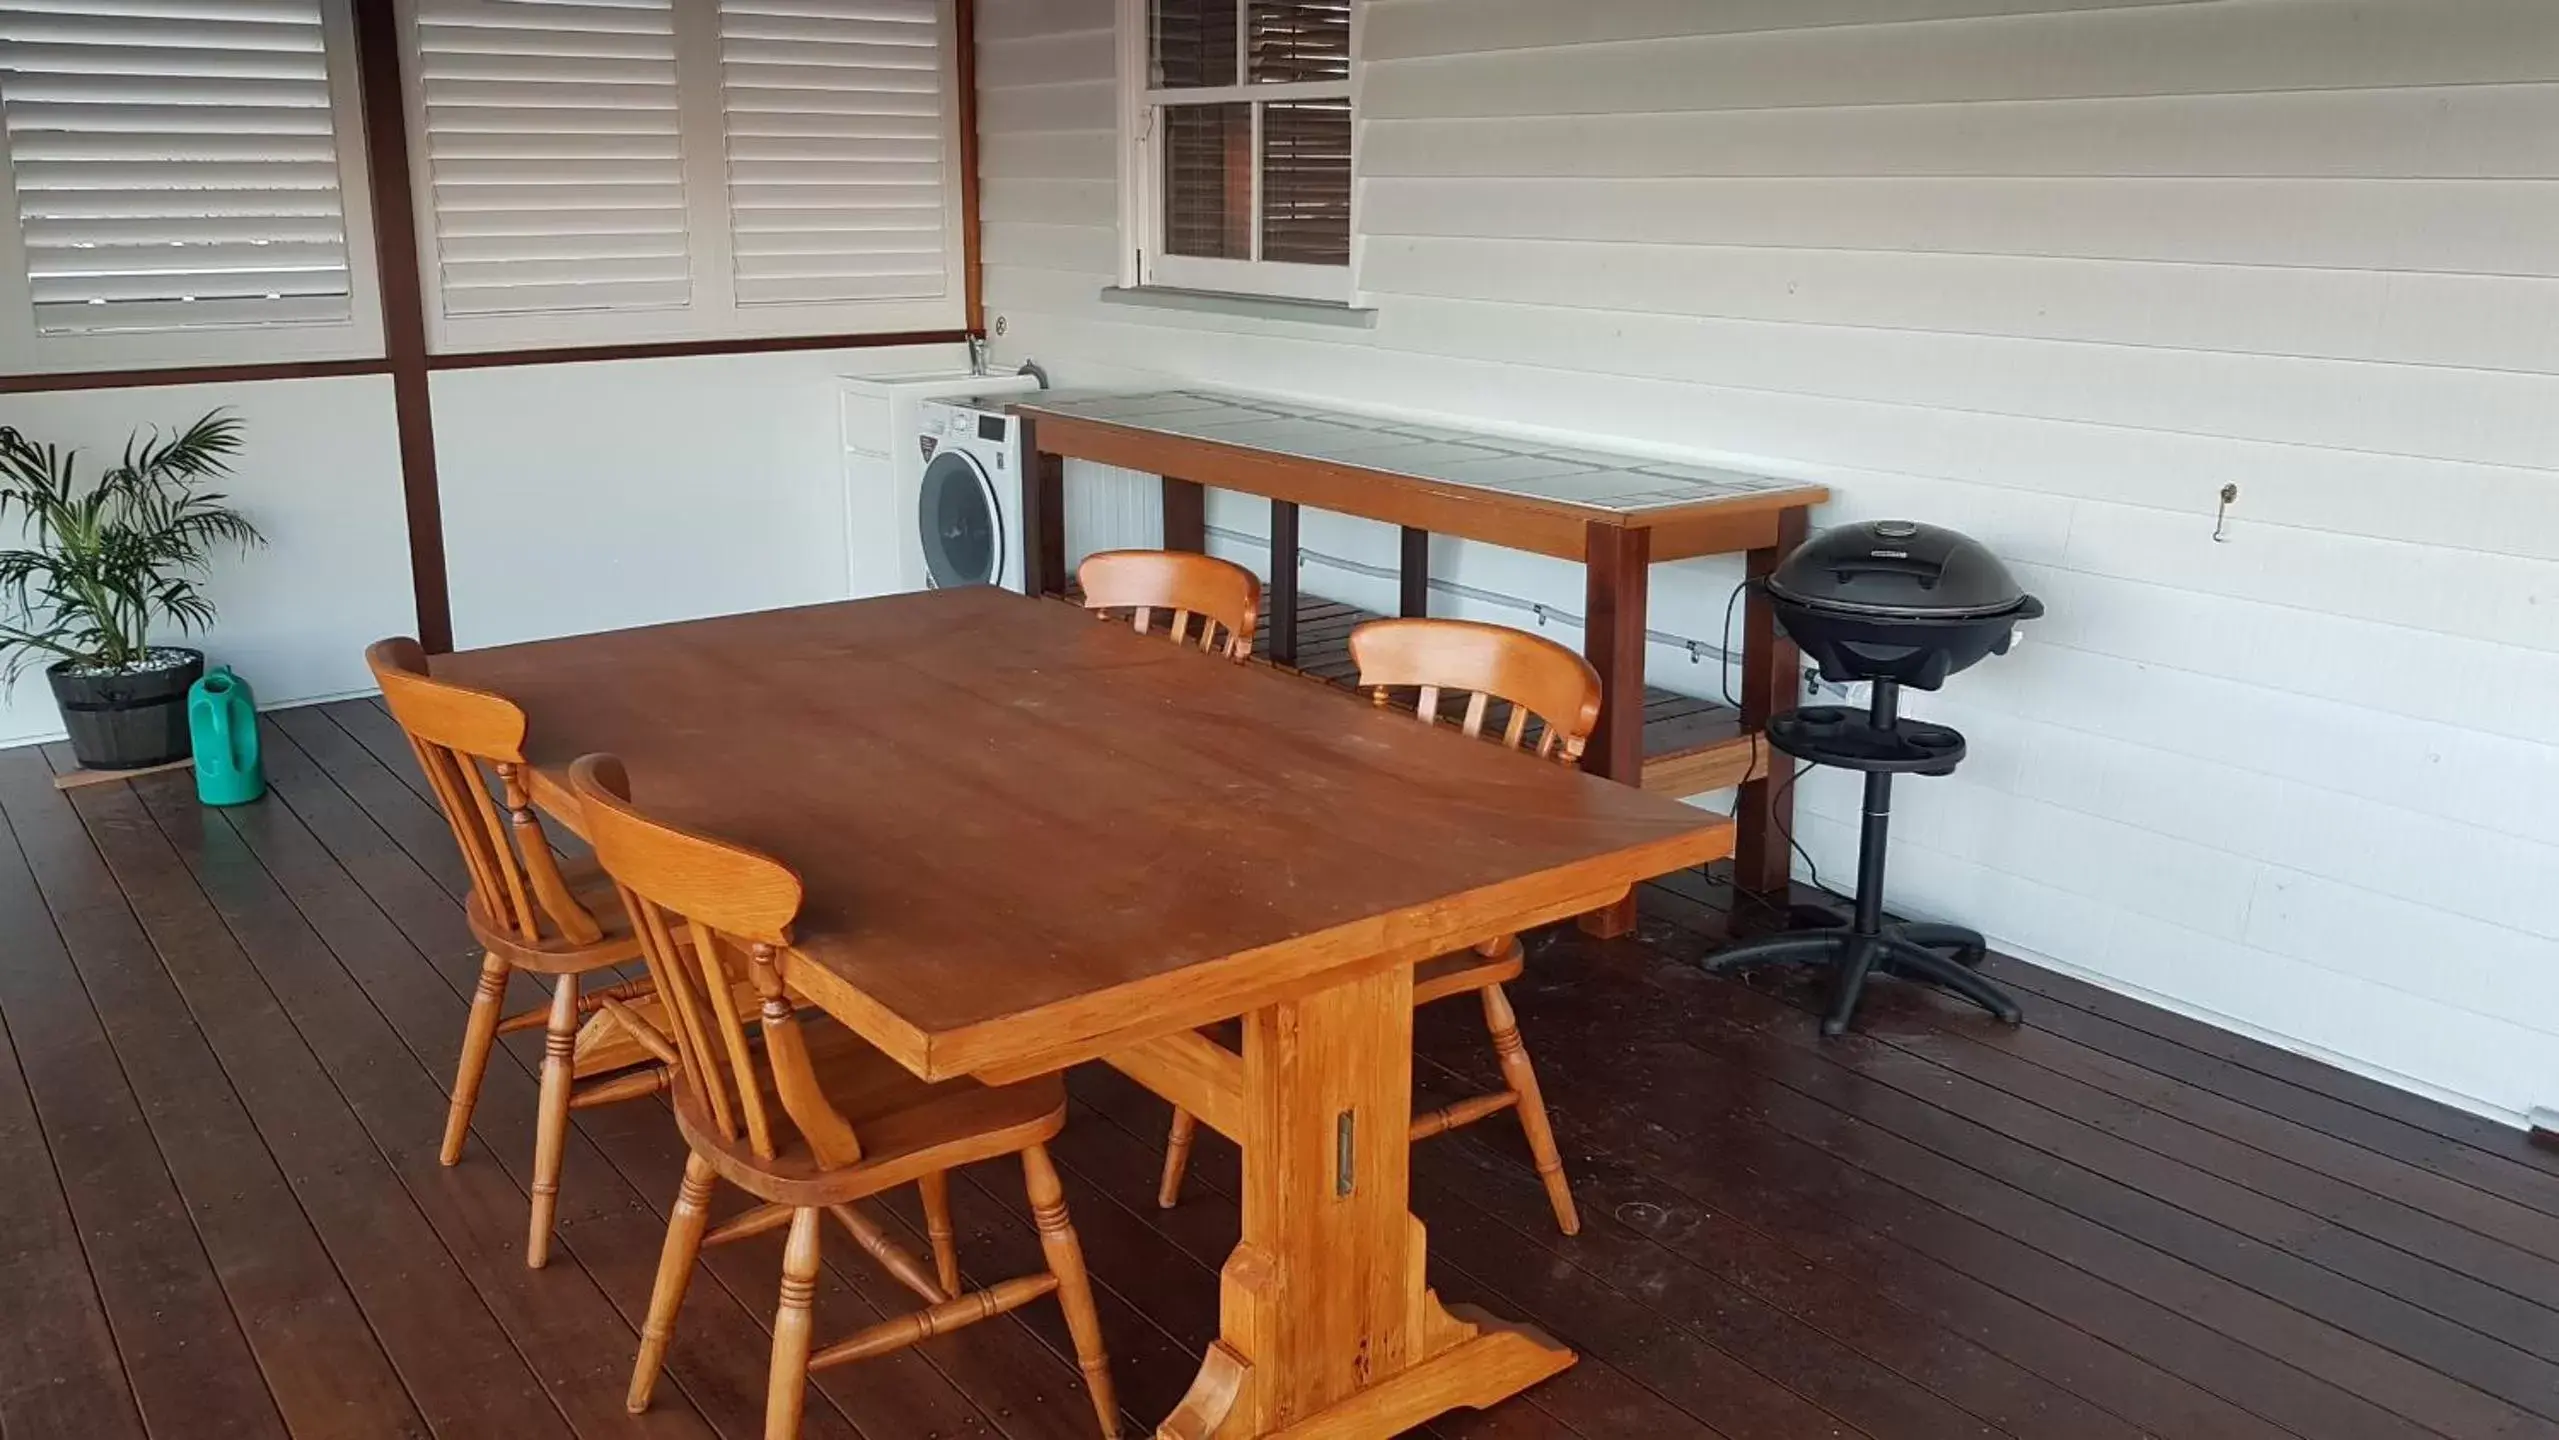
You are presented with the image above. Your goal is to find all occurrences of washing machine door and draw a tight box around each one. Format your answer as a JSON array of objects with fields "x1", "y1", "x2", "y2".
[{"x1": 915, "y1": 448, "x2": 1004, "y2": 589}]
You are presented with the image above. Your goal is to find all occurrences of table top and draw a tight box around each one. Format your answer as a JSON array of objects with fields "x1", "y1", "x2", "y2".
[
  {"x1": 1023, "y1": 386, "x2": 1825, "y2": 503},
  {"x1": 436, "y1": 589, "x2": 1734, "y2": 1080}
]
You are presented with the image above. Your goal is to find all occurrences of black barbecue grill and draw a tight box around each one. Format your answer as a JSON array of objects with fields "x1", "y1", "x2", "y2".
[{"x1": 1708, "y1": 520, "x2": 2042, "y2": 1035}]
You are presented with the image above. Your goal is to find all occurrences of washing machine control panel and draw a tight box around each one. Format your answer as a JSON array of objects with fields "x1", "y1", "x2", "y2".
[{"x1": 919, "y1": 400, "x2": 1016, "y2": 469}]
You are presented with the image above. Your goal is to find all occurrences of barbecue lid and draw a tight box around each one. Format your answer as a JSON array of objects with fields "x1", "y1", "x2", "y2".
[{"x1": 1767, "y1": 520, "x2": 2029, "y2": 619}]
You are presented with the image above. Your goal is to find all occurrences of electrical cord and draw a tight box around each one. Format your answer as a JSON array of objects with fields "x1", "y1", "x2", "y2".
[
  {"x1": 1712, "y1": 575, "x2": 1829, "y2": 908},
  {"x1": 1770, "y1": 757, "x2": 1823, "y2": 893},
  {"x1": 1718, "y1": 579, "x2": 1745, "y2": 710}
]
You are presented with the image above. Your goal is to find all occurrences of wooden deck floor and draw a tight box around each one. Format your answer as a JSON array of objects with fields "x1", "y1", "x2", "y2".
[{"x1": 6, "y1": 698, "x2": 2559, "y2": 1439}]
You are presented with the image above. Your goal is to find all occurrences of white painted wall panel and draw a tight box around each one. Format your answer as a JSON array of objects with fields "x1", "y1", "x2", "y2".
[
  {"x1": 978, "y1": 0, "x2": 2559, "y2": 1121},
  {"x1": 1364, "y1": 0, "x2": 2559, "y2": 115},
  {"x1": 1366, "y1": 0, "x2": 2222, "y2": 60},
  {"x1": 1359, "y1": 238, "x2": 2559, "y2": 375},
  {"x1": 1362, "y1": 85, "x2": 2559, "y2": 180},
  {"x1": 433, "y1": 343, "x2": 970, "y2": 651},
  {"x1": 1362, "y1": 177, "x2": 2559, "y2": 277},
  {"x1": 0, "y1": 376, "x2": 412, "y2": 746}
]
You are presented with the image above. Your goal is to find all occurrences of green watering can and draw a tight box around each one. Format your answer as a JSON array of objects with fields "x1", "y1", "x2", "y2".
[{"x1": 188, "y1": 667, "x2": 265, "y2": 806}]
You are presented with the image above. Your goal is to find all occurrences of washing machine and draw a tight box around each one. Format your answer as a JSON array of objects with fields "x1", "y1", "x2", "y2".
[
  {"x1": 839, "y1": 368, "x2": 1041, "y2": 597},
  {"x1": 901, "y1": 397, "x2": 1032, "y2": 594}
]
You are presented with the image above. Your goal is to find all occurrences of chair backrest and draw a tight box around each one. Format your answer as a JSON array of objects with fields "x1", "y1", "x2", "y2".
[
  {"x1": 1077, "y1": 550, "x2": 1259, "y2": 661},
  {"x1": 569, "y1": 754, "x2": 866, "y2": 1170},
  {"x1": 1348, "y1": 618, "x2": 1604, "y2": 765},
  {"x1": 367, "y1": 637, "x2": 604, "y2": 947}
]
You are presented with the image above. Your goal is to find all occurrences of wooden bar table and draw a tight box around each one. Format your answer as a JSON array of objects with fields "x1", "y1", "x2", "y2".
[
  {"x1": 437, "y1": 589, "x2": 1734, "y2": 1439},
  {"x1": 1014, "y1": 389, "x2": 1827, "y2": 933}
]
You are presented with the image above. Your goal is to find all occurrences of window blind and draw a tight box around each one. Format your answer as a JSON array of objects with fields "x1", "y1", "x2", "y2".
[
  {"x1": 717, "y1": 0, "x2": 947, "y2": 308},
  {"x1": 1161, "y1": 101, "x2": 1245, "y2": 259},
  {"x1": 1259, "y1": 97, "x2": 1346, "y2": 265},
  {"x1": 1246, "y1": 0, "x2": 1346, "y2": 84},
  {"x1": 412, "y1": 0, "x2": 690, "y2": 317},
  {"x1": 1150, "y1": 0, "x2": 1233, "y2": 88},
  {"x1": 0, "y1": 0, "x2": 354, "y2": 336}
]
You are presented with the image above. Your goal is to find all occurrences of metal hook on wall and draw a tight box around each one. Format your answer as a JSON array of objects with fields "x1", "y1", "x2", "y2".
[{"x1": 2213, "y1": 483, "x2": 2240, "y2": 543}]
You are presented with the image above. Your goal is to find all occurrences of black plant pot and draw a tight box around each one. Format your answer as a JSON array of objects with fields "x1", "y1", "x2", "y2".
[{"x1": 47, "y1": 649, "x2": 204, "y2": 771}]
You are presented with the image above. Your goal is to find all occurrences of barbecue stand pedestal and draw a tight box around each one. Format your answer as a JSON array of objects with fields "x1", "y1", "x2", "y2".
[{"x1": 1704, "y1": 679, "x2": 2024, "y2": 1035}]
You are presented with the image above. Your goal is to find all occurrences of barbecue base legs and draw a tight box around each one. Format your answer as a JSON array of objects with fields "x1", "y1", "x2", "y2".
[{"x1": 1706, "y1": 917, "x2": 2021, "y2": 1036}]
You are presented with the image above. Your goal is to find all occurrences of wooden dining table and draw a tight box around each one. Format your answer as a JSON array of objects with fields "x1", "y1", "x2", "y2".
[{"x1": 435, "y1": 587, "x2": 1735, "y2": 1439}]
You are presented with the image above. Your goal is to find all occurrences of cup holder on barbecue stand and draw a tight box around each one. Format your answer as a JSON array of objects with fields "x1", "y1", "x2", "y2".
[{"x1": 1704, "y1": 678, "x2": 2025, "y2": 1036}]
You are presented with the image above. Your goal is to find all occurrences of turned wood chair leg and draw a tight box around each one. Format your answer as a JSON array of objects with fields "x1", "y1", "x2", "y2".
[
  {"x1": 526, "y1": 972, "x2": 580, "y2": 1268},
  {"x1": 1157, "y1": 1108, "x2": 1197, "y2": 1210},
  {"x1": 1024, "y1": 1143, "x2": 1120, "y2": 1439},
  {"x1": 768, "y1": 1207, "x2": 824, "y2": 1440},
  {"x1": 629, "y1": 1153, "x2": 716, "y2": 1414},
  {"x1": 918, "y1": 1171, "x2": 961, "y2": 1297},
  {"x1": 1481, "y1": 982, "x2": 1581, "y2": 1237},
  {"x1": 442, "y1": 952, "x2": 510, "y2": 1166}
]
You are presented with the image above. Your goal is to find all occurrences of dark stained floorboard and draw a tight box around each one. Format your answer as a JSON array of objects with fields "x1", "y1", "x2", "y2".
[
  {"x1": 85, "y1": 769, "x2": 567, "y2": 1440},
  {"x1": 7, "y1": 699, "x2": 2559, "y2": 1438},
  {"x1": 1522, "y1": 928, "x2": 2516, "y2": 1440},
  {"x1": 1984, "y1": 959, "x2": 2559, "y2": 1220},
  {"x1": 1854, "y1": 998, "x2": 2559, "y2": 1304},
  {"x1": 0, "y1": 796, "x2": 150, "y2": 1440},
  {"x1": 0, "y1": 748, "x2": 389, "y2": 1440}
]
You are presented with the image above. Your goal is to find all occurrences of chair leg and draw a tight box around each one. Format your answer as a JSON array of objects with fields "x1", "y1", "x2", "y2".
[
  {"x1": 1480, "y1": 983, "x2": 1580, "y2": 1237},
  {"x1": 527, "y1": 972, "x2": 579, "y2": 1269},
  {"x1": 919, "y1": 1171, "x2": 961, "y2": 1297},
  {"x1": 629, "y1": 1153, "x2": 715, "y2": 1414},
  {"x1": 1024, "y1": 1143, "x2": 1119, "y2": 1439},
  {"x1": 442, "y1": 952, "x2": 510, "y2": 1166},
  {"x1": 767, "y1": 1207, "x2": 823, "y2": 1440},
  {"x1": 1157, "y1": 1109, "x2": 1197, "y2": 1210}
]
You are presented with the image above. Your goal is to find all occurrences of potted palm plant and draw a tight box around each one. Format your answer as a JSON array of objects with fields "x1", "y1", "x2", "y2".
[{"x1": 0, "y1": 410, "x2": 264, "y2": 770}]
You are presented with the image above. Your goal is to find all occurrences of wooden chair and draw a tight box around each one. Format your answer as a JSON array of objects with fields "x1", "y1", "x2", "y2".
[
  {"x1": 1077, "y1": 549, "x2": 1259, "y2": 660},
  {"x1": 367, "y1": 637, "x2": 673, "y2": 1268},
  {"x1": 1157, "y1": 618, "x2": 1601, "y2": 1236},
  {"x1": 569, "y1": 754, "x2": 1120, "y2": 1440}
]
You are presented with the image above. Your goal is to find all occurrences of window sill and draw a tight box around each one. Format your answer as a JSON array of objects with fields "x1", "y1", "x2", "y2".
[{"x1": 1098, "y1": 286, "x2": 1377, "y2": 329}]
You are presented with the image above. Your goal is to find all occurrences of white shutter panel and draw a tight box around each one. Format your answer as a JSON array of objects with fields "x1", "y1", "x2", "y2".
[
  {"x1": 0, "y1": 0, "x2": 353, "y2": 336},
  {"x1": 413, "y1": 0, "x2": 689, "y2": 317},
  {"x1": 717, "y1": 0, "x2": 947, "y2": 307}
]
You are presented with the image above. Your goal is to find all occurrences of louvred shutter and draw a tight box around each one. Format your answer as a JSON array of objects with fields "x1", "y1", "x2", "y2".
[
  {"x1": 0, "y1": 0, "x2": 356, "y2": 335},
  {"x1": 718, "y1": 0, "x2": 949, "y2": 307},
  {"x1": 411, "y1": 0, "x2": 691, "y2": 318}
]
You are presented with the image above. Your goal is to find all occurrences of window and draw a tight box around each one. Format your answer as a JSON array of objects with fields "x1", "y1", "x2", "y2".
[
  {"x1": 1121, "y1": 0, "x2": 1352, "y2": 304},
  {"x1": 401, "y1": 0, "x2": 964, "y2": 353},
  {"x1": 0, "y1": 0, "x2": 382, "y2": 375}
]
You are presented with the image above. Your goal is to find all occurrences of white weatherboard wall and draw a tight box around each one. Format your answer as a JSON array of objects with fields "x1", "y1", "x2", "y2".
[
  {"x1": 433, "y1": 342, "x2": 971, "y2": 650},
  {"x1": 976, "y1": 0, "x2": 2559, "y2": 1121},
  {"x1": 0, "y1": 376, "x2": 414, "y2": 746}
]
